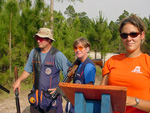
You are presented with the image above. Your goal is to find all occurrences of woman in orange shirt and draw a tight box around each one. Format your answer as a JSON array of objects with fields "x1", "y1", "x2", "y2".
[{"x1": 101, "y1": 14, "x2": 150, "y2": 113}]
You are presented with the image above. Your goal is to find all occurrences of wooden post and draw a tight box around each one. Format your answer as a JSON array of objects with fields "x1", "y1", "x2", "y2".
[
  {"x1": 75, "y1": 93, "x2": 113, "y2": 113},
  {"x1": 59, "y1": 83, "x2": 127, "y2": 113},
  {"x1": 75, "y1": 93, "x2": 86, "y2": 113},
  {"x1": 101, "y1": 94, "x2": 113, "y2": 113}
]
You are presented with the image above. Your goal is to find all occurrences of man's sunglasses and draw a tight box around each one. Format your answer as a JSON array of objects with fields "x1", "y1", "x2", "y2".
[
  {"x1": 73, "y1": 46, "x2": 84, "y2": 51},
  {"x1": 120, "y1": 32, "x2": 140, "y2": 39},
  {"x1": 35, "y1": 36, "x2": 49, "y2": 42}
]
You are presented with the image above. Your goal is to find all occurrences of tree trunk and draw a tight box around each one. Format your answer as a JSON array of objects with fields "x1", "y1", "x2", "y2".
[
  {"x1": 50, "y1": 0, "x2": 54, "y2": 31},
  {"x1": 118, "y1": 43, "x2": 121, "y2": 54},
  {"x1": 95, "y1": 49, "x2": 97, "y2": 59},
  {"x1": 9, "y1": 11, "x2": 12, "y2": 77}
]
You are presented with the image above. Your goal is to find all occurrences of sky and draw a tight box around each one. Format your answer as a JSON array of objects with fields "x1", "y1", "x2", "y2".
[{"x1": 44, "y1": 0, "x2": 150, "y2": 23}]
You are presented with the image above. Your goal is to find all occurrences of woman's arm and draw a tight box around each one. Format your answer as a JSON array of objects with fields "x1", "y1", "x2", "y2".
[
  {"x1": 127, "y1": 96, "x2": 150, "y2": 112},
  {"x1": 100, "y1": 74, "x2": 109, "y2": 85}
]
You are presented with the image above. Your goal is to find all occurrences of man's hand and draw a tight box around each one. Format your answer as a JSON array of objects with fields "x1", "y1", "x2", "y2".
[
  {"x1": 13, "y1": 70, "x2": 30, "y2": 93},
  {"x1": 13, "y1": 80, "x2": 21, "y2": 93},
  {"x1": 48, "y1": 88, "x2": 57, "y2": 94}
]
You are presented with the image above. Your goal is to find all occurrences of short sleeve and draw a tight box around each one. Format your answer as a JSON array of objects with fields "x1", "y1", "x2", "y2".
[
  {"x1": 55, "y1": 51, "x2": 72, "y2": 76},
  {"x1": 84, "y1": 63, "x2": 96, "y2": 84},
  {"x1": 24, "y1": 49, "x2": 34, "y2": 73}
]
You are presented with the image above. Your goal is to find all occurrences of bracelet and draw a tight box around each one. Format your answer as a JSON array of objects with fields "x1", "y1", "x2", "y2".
[{"x1": 133, "y1": 97, "x2": 140, "y2": 107}]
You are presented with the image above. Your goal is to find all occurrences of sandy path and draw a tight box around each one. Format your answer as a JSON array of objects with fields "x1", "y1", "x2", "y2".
[{"x1": 0, "y1": 76, "x2": 101, "y2": 113}]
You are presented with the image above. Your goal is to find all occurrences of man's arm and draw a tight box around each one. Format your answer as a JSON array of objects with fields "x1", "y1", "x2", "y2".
[
  {"x1": 13, "y1": 71, "x2": 30, "y2": 93},
  {"x1": 13, "y1": 49, "x2": 34, "y2": 93},
  {"x1": 24, "y1": 49, "x2": 34, "y2": 73},
  {"x1": 48, "y1": 51, "x2": 72, "y2": 95},
  {"x1": 55, "y1": 51, "x2": 72, "y2": 76}
]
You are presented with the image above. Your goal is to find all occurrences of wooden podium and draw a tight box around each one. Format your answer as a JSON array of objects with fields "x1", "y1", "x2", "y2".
[{"x1": 59, "y1": 82, "x2": 127, "y2": 113}]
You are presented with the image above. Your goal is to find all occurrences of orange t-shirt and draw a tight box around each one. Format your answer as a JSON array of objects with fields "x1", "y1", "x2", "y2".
[{"x1": 102, "y1": 53, "x2": 150, "y2": 113}]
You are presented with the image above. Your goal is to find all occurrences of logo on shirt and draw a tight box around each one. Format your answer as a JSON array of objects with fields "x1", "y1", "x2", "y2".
[
  {"x1": 75, "y1": 80, "x2": 81, "y2": 84},
  {"x1": 52, "y1": 100, "x2": 57, "y2": 106},
  {"x1": 45, "y1": 68, "x2": 51, "y2": 74},
  {"x1": 76, "y1": 74, "x2": 80, "y2": 76},
  {"x1": 29, "y1": 97, "x2": 35, "y2": 104},
  {"x1": 131, "y1": 66, "x2": 142, "y2": 73}
]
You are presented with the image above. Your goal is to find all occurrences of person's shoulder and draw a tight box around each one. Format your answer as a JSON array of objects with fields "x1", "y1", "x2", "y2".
[
  {"x1": 142, "y1": 53, "x2": 150, "y2": 57},
  {"x1": 29, "y1": 48, "x2": 36, "y2": 54},
  {"x1": 104, "y1": 53, "x2": 125, "y2": 65},
  {"x1": 142, "y1": 53, "x2": 150, "y2": 60},
  {"x1": 141, "y1": 53, "x2": 150, "y2": 67},
  {"x1": 32, "y1": 48, "x2": 36, "y2": 51},
  {"x1": 86, "y1": 62, "x2": 94, "y2": 66},
  {"x1": 56, "y1": 51, "x2": 65, "y2": 57},
  {"x1": 85, "y1": 63, "x2": 95, "y2": 69},
  {"x1": 55, "y1": 51, "x2": 67, "y2": 61},
  {"x1": 109, "y1": 53, "x2": 124, "y2": 60}
]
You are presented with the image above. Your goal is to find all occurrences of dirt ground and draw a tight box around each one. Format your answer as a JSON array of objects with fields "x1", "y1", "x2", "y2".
[{"x1": 0, "y1": 76, "x2": 102, "y2": 113}]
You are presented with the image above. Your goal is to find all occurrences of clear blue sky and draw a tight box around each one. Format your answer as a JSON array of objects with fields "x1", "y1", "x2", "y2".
[{"x1": 44, "y1": 0, "x2": 150, "y2": 23}]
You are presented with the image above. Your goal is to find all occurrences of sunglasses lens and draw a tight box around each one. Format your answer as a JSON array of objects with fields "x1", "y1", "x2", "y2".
[
  {"x1": 120, "y1": 33, "x2": 128, "y2": 39},
  {"x1": 78, "y1": 46, "x2": 83, "y2": 51},
  {"x1": 35, "y1": 37, "x2": 44, "y2": 42},
  {"x1": 73, "y1": 47, "x2": 77, "y2": 51},
  {"x1": 120, "y1": 32, "x2": 140, "y2": 39},
  {"x1": 130, "y1": 32, "x2": 139, "y2": 38},
  {"x1": 35, "y1": 37, "x2": 39, "y2": 41},
  {"x1": 73, "y1": 46, "x2": 84, "y2": 51}
]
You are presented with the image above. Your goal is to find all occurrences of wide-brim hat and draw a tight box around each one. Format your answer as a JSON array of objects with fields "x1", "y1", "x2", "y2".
[{"x1": 33, "y1": 28, "x2": 55, "y2": 41}]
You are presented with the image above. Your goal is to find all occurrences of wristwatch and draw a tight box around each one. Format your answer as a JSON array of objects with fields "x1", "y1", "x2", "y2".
[{"x1": 134, "y1": 97, "x2": 140, "y2": 107}]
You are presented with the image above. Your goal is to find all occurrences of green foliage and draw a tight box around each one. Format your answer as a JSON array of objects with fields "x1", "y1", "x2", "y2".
[
  {"x1": 116, "y1": 10, "x2": 129, "y2": 24},
  {"x1": 0, "y1": 0, "x2": 4, "y2": 12},
  {"x1": 142, "y1": 16, "x2": 150, "y2": 54},
  {"x1": 108, "y1": 21, "x2": 122, "y2": 53},
  {"x1": 55, "y1": 0, "x2": 83, "y2": 3},
  {"x1": 95, "y1": 66, "x2": 102, "y2": 76},
  {"x1": 0, "y1": 1, "x2": 150, "y2": 88},
  {"x1": 88, "y1": 11, "x2": 112, "y2": 59}
]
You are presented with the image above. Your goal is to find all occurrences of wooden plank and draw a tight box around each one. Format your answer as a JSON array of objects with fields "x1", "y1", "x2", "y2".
[{"x1": 59, "y1": 82, "x2": 127, "y2": 112}]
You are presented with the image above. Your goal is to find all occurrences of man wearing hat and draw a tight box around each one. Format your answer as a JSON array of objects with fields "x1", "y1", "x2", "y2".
[{"x1": 13, "y1": 28, "x2": 71, "y2": 113}]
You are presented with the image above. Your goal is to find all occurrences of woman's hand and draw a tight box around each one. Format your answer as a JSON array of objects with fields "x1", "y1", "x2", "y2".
[
  {"x1": 126, "y1": 96, "x2": 136, "y2": 106},
  {"x1": 126, "y1": 96, "x2": 150, "y2": 112}
]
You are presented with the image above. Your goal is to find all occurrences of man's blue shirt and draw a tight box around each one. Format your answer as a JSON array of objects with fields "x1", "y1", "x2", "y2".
[{"x1": 24, "y1": 48, "x2": 71, "y2": 76}]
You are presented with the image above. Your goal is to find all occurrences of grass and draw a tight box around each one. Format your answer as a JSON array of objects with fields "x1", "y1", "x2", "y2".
[
  {"x1": 0, "y1": 66, "x2": 103, "y2": 101},
  {"x1": 96, "y1": 65, "x2": 102, "y2": 76}
]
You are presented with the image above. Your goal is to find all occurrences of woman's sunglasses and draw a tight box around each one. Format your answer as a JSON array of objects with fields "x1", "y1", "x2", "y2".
[
  {"x1": 73, "y1": 46, "x2": 84, "y2": 51},
  {"x1": 120, "y1": 32, "x2": 140, "y2": 39},
  {"x1": 35, "y1": 36, "x2": 49, "y2": 42}
]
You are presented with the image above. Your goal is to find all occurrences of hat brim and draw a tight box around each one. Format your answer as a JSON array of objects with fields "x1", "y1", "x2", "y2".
[{"x1": 33, "y1": 33, "x2": 55, "y2": 41}]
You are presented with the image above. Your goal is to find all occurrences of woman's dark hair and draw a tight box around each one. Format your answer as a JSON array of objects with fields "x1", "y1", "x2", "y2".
[{"x1": 119, "y1": 14, "x2": 146, "y2": 34}]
